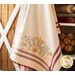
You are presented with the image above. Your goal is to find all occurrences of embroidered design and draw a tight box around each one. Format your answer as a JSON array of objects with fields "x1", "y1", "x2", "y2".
[{"x1": 18, "y1": 33, "x2": 52, "y2": 57}]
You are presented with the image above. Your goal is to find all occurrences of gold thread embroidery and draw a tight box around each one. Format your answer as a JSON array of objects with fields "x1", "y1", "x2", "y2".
[{"x1": 18, "y1": 33, "x2": 52, "y2": 57}]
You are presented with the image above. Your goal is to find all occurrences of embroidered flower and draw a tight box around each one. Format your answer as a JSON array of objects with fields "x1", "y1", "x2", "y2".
[
  {"x1": 19, "y1": 34, "x2": 52, "y2": 57},
  {"x1": 30, "y1": 46, "x2": 39, "y2": 54}
]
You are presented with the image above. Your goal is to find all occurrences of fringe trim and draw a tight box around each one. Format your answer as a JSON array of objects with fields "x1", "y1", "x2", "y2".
[{"x1": 10, "y1": 58, "x2": 37, "y2": 71}]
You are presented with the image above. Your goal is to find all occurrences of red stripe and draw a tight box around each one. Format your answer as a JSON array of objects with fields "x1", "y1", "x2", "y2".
[
  {"x1": 52, "y1": 50, "x2": 62, "y2": 71},
  {"x1": 13, "y1": 46, "x2": 49, "y2": 69},
  {"x1": 10, "y1": 58, "x2": 37, "y2": 71},
  {"x1": 54, "y1": 4, "x2": 62, "y2": 33},
  {"x1": 14, "y1": 52, "x2": 48, "y2": 71},
  {"x1": 56, "y1": 26, "x2": 59, "y2": 28},
  {"x1": 49, "y1": 44, "x2": 60, "y2": 70},
  {"x1": 12, "y1": 46, "x2": 49, "y2": 69}
]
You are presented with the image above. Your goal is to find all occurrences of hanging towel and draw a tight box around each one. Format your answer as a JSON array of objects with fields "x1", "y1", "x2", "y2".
[{"x1": 10, "y1": 4, "x2": 62, "y2": 71}]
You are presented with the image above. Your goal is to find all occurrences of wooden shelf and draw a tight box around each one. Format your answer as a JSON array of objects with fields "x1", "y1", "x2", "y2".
[
  {"x1": 58, "y1": 13, "x2": 75, "y2": 17},
  {"x1": 59, "y1": 23, "x2": 75, "y2": 26},
  {"x1": 60, "y1": 23, "x2": 75, "y2": 26}
]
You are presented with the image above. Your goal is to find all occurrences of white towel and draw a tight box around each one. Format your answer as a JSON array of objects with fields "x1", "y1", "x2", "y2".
[{"x1": 10, "y1": 4, "x2": 62, "y2": 71}]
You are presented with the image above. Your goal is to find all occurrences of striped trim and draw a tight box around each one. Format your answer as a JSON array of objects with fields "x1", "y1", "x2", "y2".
[
  {"x1": 10, "y1": 58, "x2": 37, "y2": 71},
  {"x1": 52, "y1": 50, "x2": 62, "y2": 70},
  {"x1": 14, "y1": 52, "x2": 49, "y2": 71},
  {"x1": 49, "y1": 44, "x2": 60, "y2": 70},
  {"x1": 12, "y1": 46, "x2": 49, "y2": 69},
  {"x1": 54, "y1": 5, "x2": 62, "y2": 33}
]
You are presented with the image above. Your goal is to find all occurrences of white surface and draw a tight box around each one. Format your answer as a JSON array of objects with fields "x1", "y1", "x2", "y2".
[{"x1": 60, "y1": 23, "x2": 75, "y2": 26}]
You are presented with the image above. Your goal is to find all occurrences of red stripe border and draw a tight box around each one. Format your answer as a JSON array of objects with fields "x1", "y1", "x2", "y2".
[
  {"x1": 12, "y1": 45, "x2": 49, "y2": 69},
  {"x1": 10, "y1": 58, "x2": 37, "y2": 71},
  {"x1": 52, "y1": 50, "x2": 62, "y2": 71},
  {"x1": 49, "y1": 44, "x2": 60, "y2": 70},
  {"x1": 54, "y1": 4, "x2": 62, "y2": 33},
  {"x1": 14, "y1": 52, "x2": 49, "y2": 71}
]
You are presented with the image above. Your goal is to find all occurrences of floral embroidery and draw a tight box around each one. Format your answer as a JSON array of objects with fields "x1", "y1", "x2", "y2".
[
  {"x1": 18, "y1": 33, "x2": 52, "y2": 57},
  {"x1": 31, "y1": 46, "x2": 39, "y2": 53}
]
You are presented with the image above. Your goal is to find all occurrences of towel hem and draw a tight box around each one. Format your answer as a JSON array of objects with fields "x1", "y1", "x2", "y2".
[{"x1": 10, "y1": 58, "x2": 37, "y2": 71}]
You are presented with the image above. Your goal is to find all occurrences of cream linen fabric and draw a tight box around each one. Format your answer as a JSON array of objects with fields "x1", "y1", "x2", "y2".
[{"x1": 10, "y1": 4, "x2": 62, "y2": 71}]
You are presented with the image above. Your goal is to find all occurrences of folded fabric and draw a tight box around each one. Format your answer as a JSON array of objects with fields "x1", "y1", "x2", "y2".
[{"x1": 10, "y1": 4, "x2": 62, "y2": 71}]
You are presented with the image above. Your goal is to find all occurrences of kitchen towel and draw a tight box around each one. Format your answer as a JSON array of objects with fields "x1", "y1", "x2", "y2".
[{"x1": 10, "y1": 4, "x2": 62, "y2": 71}]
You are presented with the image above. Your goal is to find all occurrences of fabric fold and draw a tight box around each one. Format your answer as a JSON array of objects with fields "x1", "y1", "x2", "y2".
[{"x1": 10, "y1": 4, "x2": 62, "y2": 71}]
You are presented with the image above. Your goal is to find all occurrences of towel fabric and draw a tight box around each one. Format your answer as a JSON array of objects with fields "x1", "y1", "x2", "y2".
[{"x1": 10, "y1": 4, "x2": 62, "y2": 71}]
